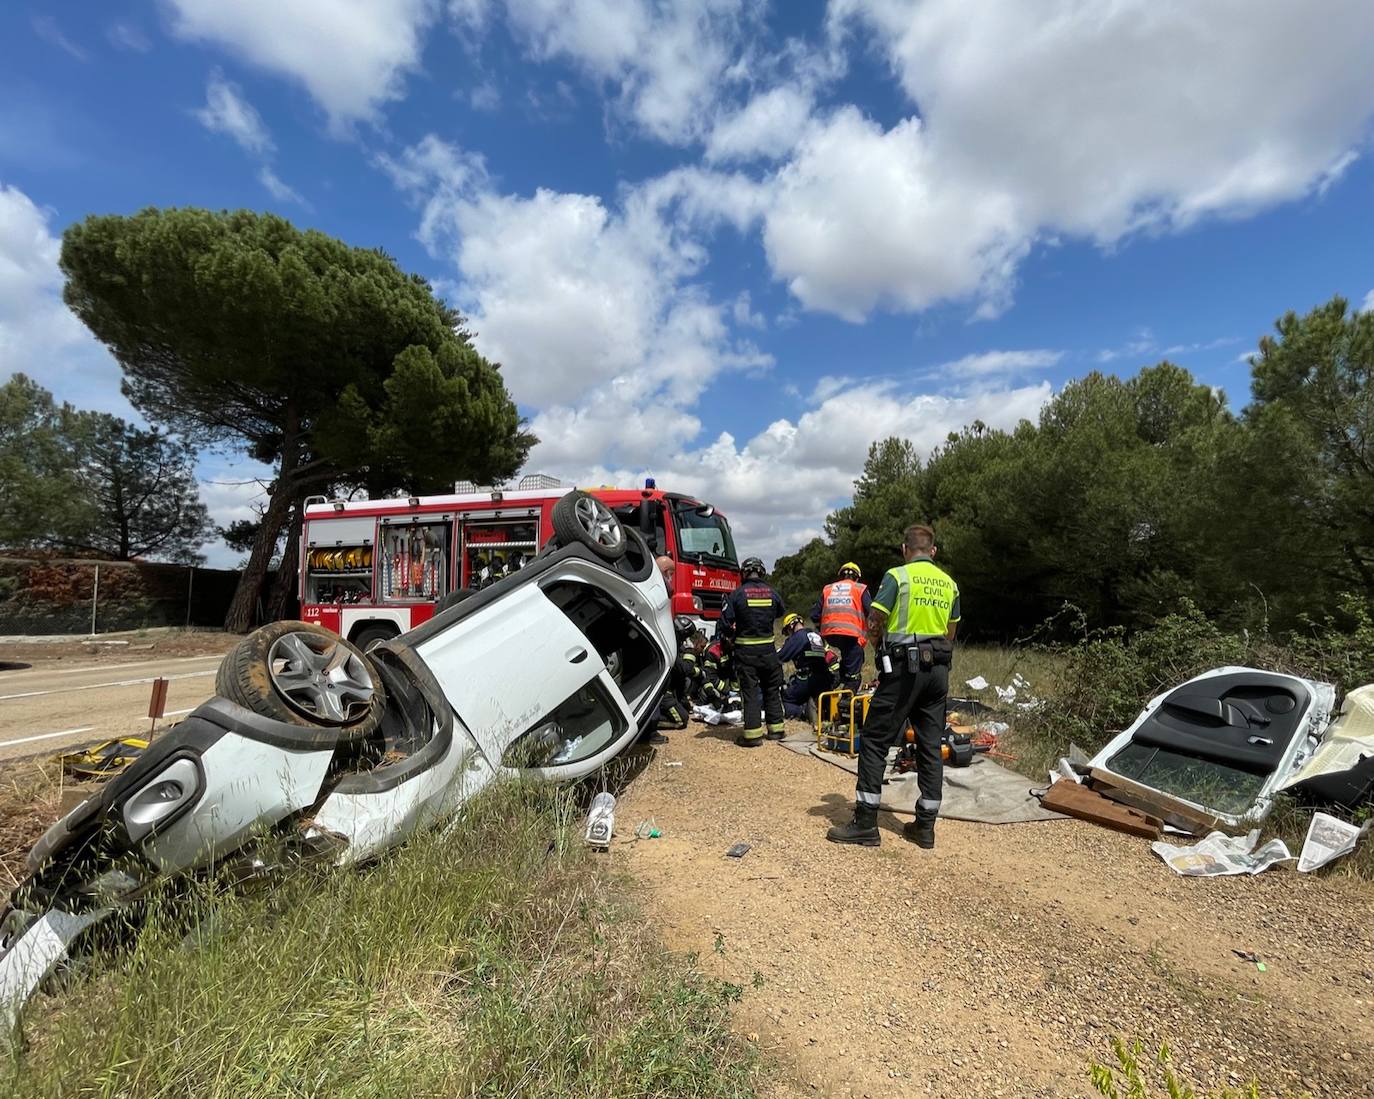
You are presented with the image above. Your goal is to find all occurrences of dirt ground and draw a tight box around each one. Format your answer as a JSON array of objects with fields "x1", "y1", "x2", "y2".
[
  {"x1": 614, "y1": 719, "x2": 1374, "y2": 1098},
  {"x1": 0, "y1": 628, "x2": 234, "y2": 669}
]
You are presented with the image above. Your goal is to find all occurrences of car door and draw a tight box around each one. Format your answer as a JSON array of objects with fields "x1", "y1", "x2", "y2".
[{"x1": 410, "y1": 580, "x2": 606, "y2": 767}]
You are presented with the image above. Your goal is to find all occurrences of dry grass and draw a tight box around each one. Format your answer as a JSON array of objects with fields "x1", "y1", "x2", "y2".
[{"x1": 1, "y1": 782, "x2": 760, "y2": 1099}]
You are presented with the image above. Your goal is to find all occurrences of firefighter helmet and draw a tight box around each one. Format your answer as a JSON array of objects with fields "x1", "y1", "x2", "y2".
[
  {"x1": 673, "y1": 615, "x2": 695, "y2": 638},
  {"x1": 839, "y1": 561, "x2": 862, "y2": 580},
  {"x1": 741, "y1": 556, "x2": 766, "y2": 579},
  {"x1": 782, "y1": 612, "x2": 802, "y2": 632}
]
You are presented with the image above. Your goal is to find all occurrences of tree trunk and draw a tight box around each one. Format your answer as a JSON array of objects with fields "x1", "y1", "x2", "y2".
[
  {"x1": 223, "y1": 480, "x2": 295, "y2": 632},
  {"x1": 224, "y1": 420, "x2": 302, "y2": 633},
  {"x1": 266, "y1": 494, "x2": 306, "y2": 622}
]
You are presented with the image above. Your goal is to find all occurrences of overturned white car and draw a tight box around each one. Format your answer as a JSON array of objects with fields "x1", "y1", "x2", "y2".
[{"x1": 0, "y1": 492, "x2": 673, "y2": 1032}]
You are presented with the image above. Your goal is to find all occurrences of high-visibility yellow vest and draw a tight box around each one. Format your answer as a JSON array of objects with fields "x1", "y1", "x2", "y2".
[{"x1": 876, "y1": 559, "x2": 959, "y2": 640}]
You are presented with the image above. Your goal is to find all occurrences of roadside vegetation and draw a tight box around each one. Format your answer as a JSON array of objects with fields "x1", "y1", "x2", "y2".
[
  {"x1": 1089, "y1": 1039, "x2": 1308, "y2": 1099},
  {"x1": 774, "y1": 296, "x2": 1374, "y2": 647},
  {"x1": 0, "y1": 782, "x2": 759, "y2": 1099}
]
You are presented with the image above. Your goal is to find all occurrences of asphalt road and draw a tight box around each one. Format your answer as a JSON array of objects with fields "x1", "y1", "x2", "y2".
[{"x1": 0, "y1": 654, "x2": 225, "y2": 764}]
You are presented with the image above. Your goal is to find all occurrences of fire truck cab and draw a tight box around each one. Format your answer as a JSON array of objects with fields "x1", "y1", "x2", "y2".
[{"x1": 299, "y1": 476, "x2": 740, "y2": 648}]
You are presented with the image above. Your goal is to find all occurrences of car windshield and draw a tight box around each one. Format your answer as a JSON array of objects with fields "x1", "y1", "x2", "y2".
[{"x1": 672, "y1": 503, "x2": 737, "y2": 565}]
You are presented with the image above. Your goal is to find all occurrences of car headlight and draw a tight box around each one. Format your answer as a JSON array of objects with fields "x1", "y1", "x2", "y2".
[
  {"x1": 122, "y1": 757, "x2": 201, "y2": 843},
  {"x1": 692, "y1": 595, "x2": 703, "y2": 612}
]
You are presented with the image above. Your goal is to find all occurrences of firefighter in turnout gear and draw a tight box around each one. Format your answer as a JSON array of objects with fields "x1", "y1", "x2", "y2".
[
  {"x1": 827, "y1": 525, "x2": 960, "y2": 850},
  {"x1": 777, "y1": 613, "x2": 839, "y2": 720},
  {"x1": 649, "y1": 615, "x2": 699, "y2": 740},
  {"x1": 810, "y1": 562, "x2": 872, "y2": 692},
  {"x1": 679, "y1": 625, "x2": 708, "y2": 701},
  {"x1": 720, "y1": 556, "x2": 787, "y2": 747},
  {"x1": 699, "y1": 634, "x2": 735, "y2": 707}
]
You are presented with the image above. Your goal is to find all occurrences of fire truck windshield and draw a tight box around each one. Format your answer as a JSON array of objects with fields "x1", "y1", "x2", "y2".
[{"x1": 671, "y1": 502, "x2": 737, "y2": 566}]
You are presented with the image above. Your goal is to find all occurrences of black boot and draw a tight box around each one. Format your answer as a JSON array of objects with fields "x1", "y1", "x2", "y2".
[
  {"x1": 826, "y1": 804, "x2": 880, "y2": 846},
  {"x1": 903, "y1": 809, "x2": 937, "y2": 849}
]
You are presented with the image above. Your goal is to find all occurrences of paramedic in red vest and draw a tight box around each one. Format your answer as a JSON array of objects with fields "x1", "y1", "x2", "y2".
[
  {"x1": 810, "y1": 563, "x2": 872, "y2": 692},
  {"x1": 720, "y1": 556, "x2": 786, "y2": 747}
]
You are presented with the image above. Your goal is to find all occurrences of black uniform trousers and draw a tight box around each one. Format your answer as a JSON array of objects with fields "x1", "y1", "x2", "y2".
[
  {"x1": 827, "y1": 634, "x2": 865, "y2": 691},
  {"x1": 734, "y1": 644, "x2": 785, "y2": 740},
  {"x1": 855, "y1": 658, "x2": 949, "y2": 813}
]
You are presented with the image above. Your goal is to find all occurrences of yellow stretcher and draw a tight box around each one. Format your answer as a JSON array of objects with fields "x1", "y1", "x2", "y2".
[{"x1": 57, "y1": 737, "x2": 149, "y2": 780}]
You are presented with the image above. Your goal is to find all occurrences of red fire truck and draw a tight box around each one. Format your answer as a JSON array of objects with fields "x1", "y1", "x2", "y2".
[{"x1": 298, "y1": 475, "x2": 741, "y2": 649}]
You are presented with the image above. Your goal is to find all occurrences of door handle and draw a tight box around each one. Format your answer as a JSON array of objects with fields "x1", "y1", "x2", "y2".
[{"x1": 567, "y1": 647, "x2": 588, "y2": 664}]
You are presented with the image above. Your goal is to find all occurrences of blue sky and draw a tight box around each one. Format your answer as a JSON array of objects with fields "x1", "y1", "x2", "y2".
[{"x1": 3, "y1": 0, "x2": 1373, "y2": 568}]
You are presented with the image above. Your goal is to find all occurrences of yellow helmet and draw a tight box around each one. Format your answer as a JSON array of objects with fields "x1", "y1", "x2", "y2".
[
  {"x1": 782, "y1": 612, "x2": 803, "y2": 631},
  {"x1": 839, "y1": 562, "x2": 862, "y2": 579}
]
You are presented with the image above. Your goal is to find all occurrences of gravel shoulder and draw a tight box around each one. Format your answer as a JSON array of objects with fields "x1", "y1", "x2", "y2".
[{"x1": 613, "y1": 719, "x2": 1374, "y2": 1098}]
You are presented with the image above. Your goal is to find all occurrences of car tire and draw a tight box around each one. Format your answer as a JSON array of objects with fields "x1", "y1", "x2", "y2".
[
  {"x1": 216, "y1": 621, "x2": 387, "y2": 737},
  {"x1": 351, "y1": 624, "x2": 398, "y2": 652},
  {"x1": 551, "y1": 490, "x2": 628, "y2": 561}
]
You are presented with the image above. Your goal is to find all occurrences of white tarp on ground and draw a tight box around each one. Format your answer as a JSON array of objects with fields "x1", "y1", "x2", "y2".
[
  {"x1": 777, "y1": 732, "x2": 1064, "y2": 825},
  {"x1": 1298, "y1": 812, "x2": 1372, "y2": 872},
  {"x1": 1152, "y1": 829, "x2": 1293, "y2": 876},
  {"x1": 692, "y1": 705, "x2": 743, "y2": 726}
]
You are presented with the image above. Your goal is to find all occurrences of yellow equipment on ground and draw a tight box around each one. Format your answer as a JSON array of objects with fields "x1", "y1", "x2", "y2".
[
  {"x1": 57, "y1": 737, "x2": 149, "y2": 780},
  {"x1": 815, "y1": 689, "x2": 868, "y2": 757}
]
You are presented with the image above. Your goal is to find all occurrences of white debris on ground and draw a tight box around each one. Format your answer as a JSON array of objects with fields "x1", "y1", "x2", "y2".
[
  {"x1": 966, "y1": 672, "x2": 1043, "y2": 711},
  {"x1": 692, "y1": 705, "x2": 744, "y2": 726},
  {"x1": 1298, "y1": 812, "x2": 1373, "y2": 872},
  {"x1": 1152, "y1": 829, "x2": 1294, "y2": 876}
]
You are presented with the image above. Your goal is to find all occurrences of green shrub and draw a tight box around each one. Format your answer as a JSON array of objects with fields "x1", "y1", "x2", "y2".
[{"x1": 1089, "y1": 1037, "x2": 1306, "y2": 1099}]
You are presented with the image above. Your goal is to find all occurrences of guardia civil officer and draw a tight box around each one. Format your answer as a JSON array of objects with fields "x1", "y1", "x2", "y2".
[
  {"x1": 719, "y1": 556, "x2": 786, "y2": 747},
  {"x1": 826, "y1": 525, "x2": 960, "y2": 849},
  {"x1": 810, "y1": 562, "x2": 871, "y2": 692}
]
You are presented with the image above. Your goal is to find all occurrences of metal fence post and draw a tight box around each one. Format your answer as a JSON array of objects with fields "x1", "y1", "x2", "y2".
[
  {"x1": 90, "y1": 564, "x2": 100, "y2": 636},
  {"x1": 185, "y1": 567, "x2": 195, "y2": 629}
]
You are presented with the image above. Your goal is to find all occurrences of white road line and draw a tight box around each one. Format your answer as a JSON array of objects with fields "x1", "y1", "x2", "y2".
[
  {"x1": 0, "y1": 669, "x2": 216, "y2": 702},
  {"x1": 0, "y1": 725, "x2": 96, "y2": 750},
  {"x1": 0, "y1": 654, "x2": 223, "y2": 680},
  {"x1": 164, "y1": 707, "x2": 197, "y2": 716}
]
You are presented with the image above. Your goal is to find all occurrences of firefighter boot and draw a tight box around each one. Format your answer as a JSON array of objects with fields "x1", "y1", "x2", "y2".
[
  {"x1": 826, "y1": 804, "x2": 880, "y2": 846},
  {"x1": 903, "y1": 808, "x2": 938, "y2": 849}
]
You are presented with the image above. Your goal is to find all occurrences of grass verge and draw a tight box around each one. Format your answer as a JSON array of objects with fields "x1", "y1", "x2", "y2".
[{"x1": 1, "y1": 782, "x2": 759, "y2": 1099}]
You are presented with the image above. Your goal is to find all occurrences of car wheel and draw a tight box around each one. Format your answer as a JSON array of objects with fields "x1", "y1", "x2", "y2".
[
  {"x1": 216, "y1": 621, "x2": 387, "y2": 737},
  {"x1": 551, "y1": 490, "x2": 627, "y2": 561}
]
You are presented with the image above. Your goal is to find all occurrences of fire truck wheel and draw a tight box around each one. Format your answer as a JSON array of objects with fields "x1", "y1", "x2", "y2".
[
  {"x1": 216, "y1": 621, "x2": 387, "y2": 738},
  {"x1": 551, "y1": 491, "x2": 628, "y2": 561},
  {"x1": 351, "y1": 624, "x2": 399, "y2": 652}
]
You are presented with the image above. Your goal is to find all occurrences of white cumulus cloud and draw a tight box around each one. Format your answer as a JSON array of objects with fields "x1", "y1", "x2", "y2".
[
  {"x1": 783, "y1": 0, "x2": 1374, "y2": 320},
  {"x1": 0, "y1": 184, "x2": 126, "y2": 412},
  {"x1": 165, "y1": 0, "x2": 438, "y2": 127},
  {"x1": 195, "y1": 70, "x2": 273, "y2": 155},
  {"x1": 494, "y1": 0, "x2": 756, "y2": 144},
  {"x1": 194, "y1": 72, "x2": 307, "y2": 206},
  {"x1": 383, "y1": 137, "x2": 770, "y2": 472}
]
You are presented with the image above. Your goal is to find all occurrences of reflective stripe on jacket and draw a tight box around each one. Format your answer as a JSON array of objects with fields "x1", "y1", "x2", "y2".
[{"x1": 819, "y1": 580, "x2": 868, "y2": 643}]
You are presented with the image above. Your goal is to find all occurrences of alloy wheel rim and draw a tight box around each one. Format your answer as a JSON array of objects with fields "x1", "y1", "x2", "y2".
[
  {"x1": 267, "y1": 632, "x2": 375, "y2": 724},
  {"x1": 573, "y1": 496, "x2": 624, "y2": 550}
]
